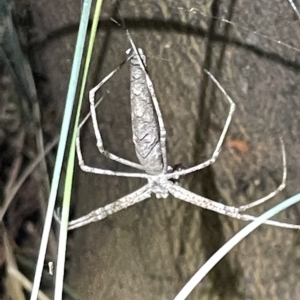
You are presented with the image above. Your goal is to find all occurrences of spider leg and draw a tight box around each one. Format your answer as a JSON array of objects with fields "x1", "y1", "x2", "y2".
[
  {"x1": 68, "y1": 184, "x2": 151, "y2": 230},
  {"x1": 167, "y1": 182, "x2": 300, "y2": 230},
  {"x1": 88, "y1": 57, "x2": 145, "y2": 171},
  {"x1": 76, "y1": 96, "x2": 149, "y2": 178},
  {"x1": 238, "y1": 138, "x2": 286, "y2": 211},
  {"x1": 125, "y1": 30, "x2": 168, "y2": 174},
  {"x1": 166, "y1": 70, "x2": 235, "y2": 179}
]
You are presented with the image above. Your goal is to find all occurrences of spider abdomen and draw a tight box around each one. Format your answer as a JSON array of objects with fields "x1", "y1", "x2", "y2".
[{"x1": 128, "y1": 48, "x2": 164, "y2": 175}]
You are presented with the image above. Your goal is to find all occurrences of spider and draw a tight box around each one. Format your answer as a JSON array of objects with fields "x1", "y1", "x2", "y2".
[{"x1": 68, "y1": 31, "x2": 300, "y2": 231}]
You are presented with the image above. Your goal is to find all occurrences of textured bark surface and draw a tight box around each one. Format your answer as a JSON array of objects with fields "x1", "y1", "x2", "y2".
[{"x1": 17, "y1": 0, "x2": 300, "y2": 299}]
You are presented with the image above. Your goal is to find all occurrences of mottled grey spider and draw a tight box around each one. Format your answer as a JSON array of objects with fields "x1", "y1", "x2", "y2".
[{"x1": 69, "y1": 32, "x2": 299, "y2": 231}]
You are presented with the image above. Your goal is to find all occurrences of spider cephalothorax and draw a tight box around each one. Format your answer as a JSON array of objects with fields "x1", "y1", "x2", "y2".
[{"x1": 69, "y1": 32, "x2": 299, "y2": 231}]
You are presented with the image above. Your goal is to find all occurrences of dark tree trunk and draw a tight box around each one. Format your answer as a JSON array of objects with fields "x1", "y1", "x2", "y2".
[{"x1": 16, "y1": 0, "x2": 300, "y2": 299}]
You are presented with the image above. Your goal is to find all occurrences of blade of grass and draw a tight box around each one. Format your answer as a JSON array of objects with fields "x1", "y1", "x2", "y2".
[
  {"x1": 4, "y1": 228, "x2": 26, "y2": 300},
  {"x1": 288, "y1": 0, "x2": 300, "y2": 20},
  {"x1": 30, "y1": 1, "x2": 93, "y2": 299},
  {"x1": 173, "y1": 192, "x2": 300, "y2": 300},
  {"x1": 54, "y1": 0, "x2": 104, "y2": 299},
  {"x1": 0, "y1": 136, "x2": 59, "y2": 221}
]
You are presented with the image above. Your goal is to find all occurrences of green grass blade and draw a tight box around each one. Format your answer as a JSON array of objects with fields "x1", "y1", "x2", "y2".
[
  {"x1": 54, "y1": 0, "x2": 104, "y2": 299},
  {"x1": 30, "y1": 1, "x2": 93, "y2": 299}
]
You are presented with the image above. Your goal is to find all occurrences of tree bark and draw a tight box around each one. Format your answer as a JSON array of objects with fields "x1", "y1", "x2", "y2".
[{"x1": 17, "y1": 0, "x2": 300, "y2": 299}]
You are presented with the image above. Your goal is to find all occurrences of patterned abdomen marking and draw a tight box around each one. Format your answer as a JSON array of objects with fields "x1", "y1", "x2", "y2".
[{"x1": 127, "y1": 49, "x2": 164, "y2": 175}]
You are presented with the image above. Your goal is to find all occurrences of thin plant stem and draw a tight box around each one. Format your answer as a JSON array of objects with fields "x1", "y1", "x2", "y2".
[
  {"x1": 54, "y1": 0, "x2": 104, "y2": 299},
  {"x1": 30, "y1": 1, "x2": 92, "y2": 299},
  {"x1": 173, "y1": 192, "x2": 300, "y2": 300}
]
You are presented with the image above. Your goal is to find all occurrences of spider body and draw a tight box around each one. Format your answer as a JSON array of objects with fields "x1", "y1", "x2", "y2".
[
  {"x1": 127, "y1": 48, "x2": 164, "y2": 176},
  {"x1": 69, "y1": 37, "x2": 299, "y2": 231}
]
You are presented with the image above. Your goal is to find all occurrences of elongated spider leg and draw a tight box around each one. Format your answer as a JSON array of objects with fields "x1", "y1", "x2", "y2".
[
  {"x1": 168, "y1": 182, "x2": 300, "y2": 230},
  {"x1": 76, "y1": 98, "x2": 149, "y2": 178},
  {"x1": 125, "y1": 30, "x2": 168, "y2": 174},
  {"x1": 166, "y1": 69, "x2": 235, "y2": 179},
  {"x1": 69, "y1": 184, "x2": 151, "y2": 230},
  {"x1": 88, "y1": 57, "x2": 145, "y2": 171},
  {"x1": 238, "y1": 138, "x2": 286, "y2": 211}
]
